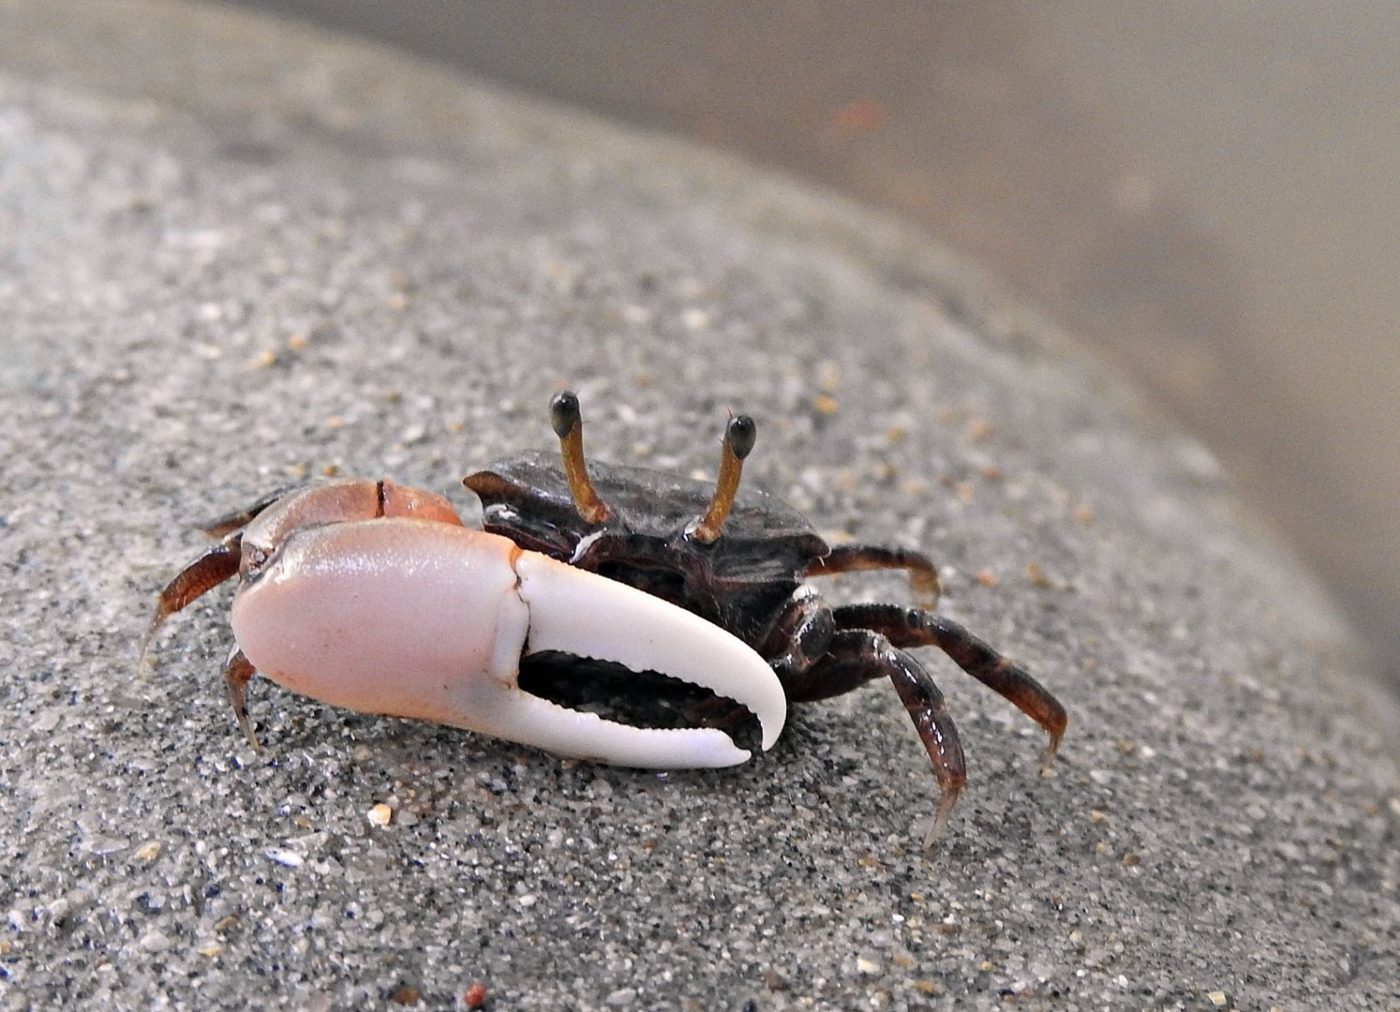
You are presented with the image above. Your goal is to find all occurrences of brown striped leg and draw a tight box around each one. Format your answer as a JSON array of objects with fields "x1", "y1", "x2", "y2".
[
  {"x1": 197, "y1": 487, "x2": 289, "y2": 538},
  {"x1": 142, "y1": 533, "x2": 243, "y2": 660},
  {"x1": 803, "y1": 544, "x2": 941, "y2": 610},
  {"x1": 833, "y1": 602, "x2": 1067, "y2": 765},
  {"x1": 223, "y1": 646, "x2": 261, "y2": 749},
  {"x1": 793, "y1": 629, "x2": 966, "y2": 843}
]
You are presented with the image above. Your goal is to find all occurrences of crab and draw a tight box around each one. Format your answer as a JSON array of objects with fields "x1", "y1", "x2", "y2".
[
  {"x1": 466, "y1": 391, "x2": 1067, "y2": 838},
  {"x1": 148, "y1": 391, "x2": 1066, "y2": 840},
  {"x1": 146, "y1": 478, "x2": 785, "y2": 770}
]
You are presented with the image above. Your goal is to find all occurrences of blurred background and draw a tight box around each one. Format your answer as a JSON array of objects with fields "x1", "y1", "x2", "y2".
[{"x1": 228, "y1": 0, "x2": 1399, "y2": 692}]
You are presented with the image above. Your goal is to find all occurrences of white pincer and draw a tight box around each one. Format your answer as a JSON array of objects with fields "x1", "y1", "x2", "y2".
[{"x1": 147, "y1": 478, "x2": 785, "y2": 768}]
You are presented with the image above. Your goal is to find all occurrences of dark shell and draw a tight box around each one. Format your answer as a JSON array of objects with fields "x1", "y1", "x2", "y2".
[
  {"x1": 466, "y1": 452, "x2": 827, "y2": 565},
  {"x1": 464, "y1": 451, "x2": 830, "y2": 643}
]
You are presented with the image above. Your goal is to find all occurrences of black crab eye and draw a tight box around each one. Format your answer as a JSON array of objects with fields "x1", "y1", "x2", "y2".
[
  {"x1": 727, "y1": 415, "x2": 756, "y2": 460},
  {"x1": 550, "y1": 390, "x2": 582, "y2": 439}
]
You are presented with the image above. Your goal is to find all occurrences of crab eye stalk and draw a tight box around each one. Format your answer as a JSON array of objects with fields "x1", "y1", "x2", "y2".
[
  {"x1": 549, "y1": 390, "x2": 611, "y2": 524},
  {"x1": 688, "y1": 413, "x2": 756, "y2": 545}
]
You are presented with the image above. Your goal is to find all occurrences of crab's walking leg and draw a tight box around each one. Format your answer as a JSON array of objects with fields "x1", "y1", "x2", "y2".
[
  {"x1": 223, "y1": 646, "x2": 260, "y2": 749},
  {"x1": 143, "y1": 534, "x2": 243, "y2": 659},
  {"x1": 833, "y1": 603, "x2": 1067, "y2": 764},
  {"x1": 786, "y1": 629, "x2": 966, "y2": 843},
  {"x1": 198, "y1": 488, "x2": 288, "y2": 539},
  {"x1": 803, "y1": 544, "x2": 941, "y2": 610}
]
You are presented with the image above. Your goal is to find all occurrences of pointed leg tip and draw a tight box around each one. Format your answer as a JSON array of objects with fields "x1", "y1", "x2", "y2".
[
  {"x1": 233, "y1": 705, "x2": 262, "y2": 751},
  {"x1": 921, "y1": 785, "x2": 963, "y2": 849},
  {"x1": 137, "y1": 634, "x2": 162, "y2": 672},
  {"x1": 913, "y1": 573, "x2": 941, "y2": 612},
  {"x1": 920, "y1": 821, "x2": 945, "y2": 851},
  {"x1": 141, "y1": 601, "x2": 171, "y2": 661},
  {"x1": 1038, "y1": 723, "x2": 1067, "y2": 774}
]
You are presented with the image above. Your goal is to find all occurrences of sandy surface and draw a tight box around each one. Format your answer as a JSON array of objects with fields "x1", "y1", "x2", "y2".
[{"x1": 1, "y1": 3, "x2": 1397, "y2": 1008}]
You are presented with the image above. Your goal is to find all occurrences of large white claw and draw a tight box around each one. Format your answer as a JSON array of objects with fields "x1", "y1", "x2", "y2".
[
  {"x1": 511, "y1": 552, "x2": 787, "y2": 766},
  {"x1": 230, "y1": 520, "x2": 785, "y2": 771}
]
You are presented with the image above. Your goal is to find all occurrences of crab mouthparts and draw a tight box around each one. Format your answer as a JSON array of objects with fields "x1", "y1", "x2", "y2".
[{"x1": 505, "y1": 552, "x2": 787, "y2": 769}]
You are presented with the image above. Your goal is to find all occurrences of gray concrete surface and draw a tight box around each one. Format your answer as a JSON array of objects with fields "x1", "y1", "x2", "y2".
[{"x1": 2, "y1": 2, "x2": 1397, "y2": 1008}]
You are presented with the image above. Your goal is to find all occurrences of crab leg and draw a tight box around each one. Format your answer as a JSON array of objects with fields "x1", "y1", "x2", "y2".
[
  {"x1": 197, "y1": 488, "x2": 289, "y2": 539},
  {"x1": 223, "y1": 646, "x2": 259, "y2": 748},
  {"x1": 832, "y1": 602, "x2": 1067, "y2": 761},
  {"x1": 804, "y1": 544, "x2": 941, "y2": 610},
  {"x1": 782, "y1": 628, "x2": 966, "y2": 843},
  {"x1": 143, "y1": 534, "x2": 243, "y2": 659}
]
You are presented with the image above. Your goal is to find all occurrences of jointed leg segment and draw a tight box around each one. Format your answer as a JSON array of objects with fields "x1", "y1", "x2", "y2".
[
  {"x1": 790, "y1": 628, "x2": 967, "y2": 842},
  {"x1": 804, "y1": 544, "x2": 941, "y2": 610},
  {"x1": 145, "y1": 500, "x2": 269, "y2": 746},
  {"x1": 143, "y1": 533, "x2": 243, "y2": 659},
  {"x1": 833, "y1": 602, "x2": 1067, "y2": 761},
  {"x1": 223, "y1": 646, "x2": 260, "y2": 748}
]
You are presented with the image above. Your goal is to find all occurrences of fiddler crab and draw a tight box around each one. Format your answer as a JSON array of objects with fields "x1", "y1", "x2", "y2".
[{"x1": 148, "y1": 392, "x2": 1067, "y2": 841}]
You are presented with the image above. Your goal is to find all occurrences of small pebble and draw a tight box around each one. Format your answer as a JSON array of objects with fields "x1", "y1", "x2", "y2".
[
  {"x1": 368, "y1": 804, "x2": 393, "y2": 827},
  {"x1": 1025, "y1": 561, "x2": 1053, "y2": 587},
  {"x1": 681, "y1": 308, "x2": 710, "y2": 331}
]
